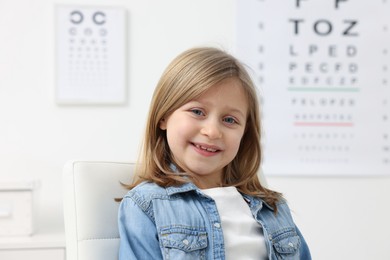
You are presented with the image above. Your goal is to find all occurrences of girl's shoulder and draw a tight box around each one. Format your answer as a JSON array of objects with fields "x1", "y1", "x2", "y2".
[
  {"x1": 126, "y1": 181, "x2": 167, "y2": 199},
  {"x1": 121, "y1": 182, "x2": 169, "y2": 212},
  {"x1": 125, "y1": 181, "x2": 198, "y2": 205}
]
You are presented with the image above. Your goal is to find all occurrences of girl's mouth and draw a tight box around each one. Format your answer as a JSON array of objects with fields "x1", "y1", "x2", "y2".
[{"x1": 192, "y1": 143, "x2": 221, "y2": 154}]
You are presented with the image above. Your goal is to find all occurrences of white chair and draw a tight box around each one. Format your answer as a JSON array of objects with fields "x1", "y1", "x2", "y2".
[
  {"x1": 62, "y1": 160, "x2": 134, "y2": 260},
  {"x1": 62, "y1": 160, "x2": 268, "y2": 260}
]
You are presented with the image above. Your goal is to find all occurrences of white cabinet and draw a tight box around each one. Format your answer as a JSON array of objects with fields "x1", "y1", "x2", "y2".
[
  {"x1": 0, "y1": 180, "x2": 37, "y2": 237},
  {"x1": 0, "y1": 230, "x2": 65, "y2": 260},
  {"x1": 0, "y1": 248, "x2": 64, "y2": 259},
  {"x1": 0, "y1": 181, "x2": 65, "y2": 259}
]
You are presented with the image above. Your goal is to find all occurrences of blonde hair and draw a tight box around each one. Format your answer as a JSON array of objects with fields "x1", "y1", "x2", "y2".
[{"x1": 130, "y1": 47, "x2": 281, "y2": 208}]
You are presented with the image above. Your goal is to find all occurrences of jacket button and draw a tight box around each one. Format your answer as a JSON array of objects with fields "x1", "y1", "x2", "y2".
[
  {"x1": 214, "y1": 223, "x2": 221, "y2": 228},
  {"x1": 183, "y1": 239, "x2": 189, "y2": 245}
]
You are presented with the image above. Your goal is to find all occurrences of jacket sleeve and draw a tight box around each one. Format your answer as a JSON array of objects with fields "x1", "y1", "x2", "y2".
[
  {"x1": 296, "y1": 225, "x2": 312, "y2": 260},
  {"x1": 118, "y1": 196, "x2": 163, "y2": 260}
]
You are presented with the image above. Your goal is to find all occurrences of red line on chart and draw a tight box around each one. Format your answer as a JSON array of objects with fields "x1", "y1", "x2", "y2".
[{"x1": 294, "y1": 122, "x2": 354, "y2": 127}]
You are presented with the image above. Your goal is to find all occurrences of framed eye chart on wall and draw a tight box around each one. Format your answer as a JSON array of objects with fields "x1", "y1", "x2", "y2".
[
  {"x1": 236, "y1": 0, "x2": 390, "y2": 176},
  {"x1": 55, "y1": 5, "x2": 126, "y2": 105}
]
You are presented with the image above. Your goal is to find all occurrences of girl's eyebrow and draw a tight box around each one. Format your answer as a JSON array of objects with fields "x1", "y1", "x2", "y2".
[
  {"x1": 226, "y1": 107, "x2": 246, "y2": 119},
  {"x1": 190, "y1": 100, "x2": 246, "y2": 118}
]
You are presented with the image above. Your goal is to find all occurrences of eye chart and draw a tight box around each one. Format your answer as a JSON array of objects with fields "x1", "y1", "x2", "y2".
[
  {"x1": 55, "y1": 6, "x2": 126, "y2": 104},
  {"x1": 236, "y1": 0, "x2": 390, "y2": 176}
]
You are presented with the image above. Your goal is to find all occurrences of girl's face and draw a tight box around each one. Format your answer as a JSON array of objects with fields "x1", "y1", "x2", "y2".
[{"x1": 160, "y1": 78, "x2": 248, "y2": 188}]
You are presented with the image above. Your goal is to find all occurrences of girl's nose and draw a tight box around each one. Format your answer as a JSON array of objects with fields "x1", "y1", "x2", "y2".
[{"x1": 200, "y1": 120, "x2": 222, "y2": 139}]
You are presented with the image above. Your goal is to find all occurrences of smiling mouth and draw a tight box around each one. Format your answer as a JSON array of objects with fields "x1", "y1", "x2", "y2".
[{"x1": 193, "y1": 143, "x2": 220, "y2": 153}]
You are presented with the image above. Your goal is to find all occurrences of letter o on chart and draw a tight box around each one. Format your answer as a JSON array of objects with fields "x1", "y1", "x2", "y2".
[{"x1": 70, "y1": 10, "x2": 83, "y2": 24}]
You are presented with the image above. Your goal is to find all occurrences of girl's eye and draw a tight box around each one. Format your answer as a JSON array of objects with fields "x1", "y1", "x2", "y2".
[
  {"x1": 190, "y1": 109, "x2": 204, "y2": 116},
  {"x1": 223, "y1": 117, "x2": 237, "y2": 125}
]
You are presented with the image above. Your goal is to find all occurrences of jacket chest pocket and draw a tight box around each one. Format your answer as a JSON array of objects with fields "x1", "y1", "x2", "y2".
[
  {"x1": 159, "y1": 226, "x2": 208, "y2": 260},
  {"x1": 270, "y1": 227, "x2": 301, "y2": 260}
]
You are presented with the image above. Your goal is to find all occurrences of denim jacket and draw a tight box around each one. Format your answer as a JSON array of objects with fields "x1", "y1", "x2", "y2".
[{"x1": 118, "y1": 181, "x2": 311, "y2": 260}]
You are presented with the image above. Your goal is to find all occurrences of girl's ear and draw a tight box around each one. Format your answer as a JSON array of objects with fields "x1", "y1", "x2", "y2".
[{"x1": 159, "y1": 118, "x2": 167, "y2": 130}]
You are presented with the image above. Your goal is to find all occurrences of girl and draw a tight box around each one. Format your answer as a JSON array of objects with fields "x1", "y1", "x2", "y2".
[{"x1": 118, "y1": 47, "x2": 311, "y2": 259}]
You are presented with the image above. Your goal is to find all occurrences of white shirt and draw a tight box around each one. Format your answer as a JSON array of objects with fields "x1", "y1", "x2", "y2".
[{"x1": 201, "y1": 186, "x2": 267, "y2": 260}]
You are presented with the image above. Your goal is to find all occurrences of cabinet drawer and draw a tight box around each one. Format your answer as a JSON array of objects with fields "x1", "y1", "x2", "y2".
[{"x1": 0, "y1": 248, "x2": 65, "y2": 260}]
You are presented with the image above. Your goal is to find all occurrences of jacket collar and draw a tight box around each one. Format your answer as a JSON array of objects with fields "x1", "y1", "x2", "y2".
[
  {"x1": 165, "y1": 182, "x2": 275, "y2": 212},
  {"x1": 241, "y1": 193, "x2": 275, "y2": 212},
  {"x1": 165, "y1": 182, "x2": 198, "y2": 195}
]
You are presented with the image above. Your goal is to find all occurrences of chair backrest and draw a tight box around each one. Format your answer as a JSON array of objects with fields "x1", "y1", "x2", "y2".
[
  {"x1": 62, "y1": 160, "x2": 268, "y2": 260},
  {"x1": 62, "y1": 161, "x2": 134, "y2": 260}
]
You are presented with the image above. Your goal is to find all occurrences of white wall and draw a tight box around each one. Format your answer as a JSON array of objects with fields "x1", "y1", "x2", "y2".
[{"x1": 0, "y1": 0, "x2": 389, "y2": 259}]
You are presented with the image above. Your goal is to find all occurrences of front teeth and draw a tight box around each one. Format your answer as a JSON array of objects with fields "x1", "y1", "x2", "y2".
[{"x1": 195, "y1": 144, "x2": 217, "y2": 152}]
